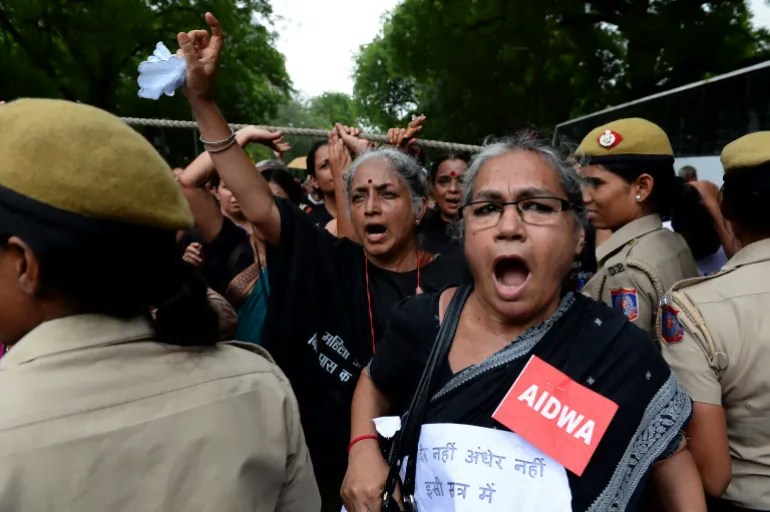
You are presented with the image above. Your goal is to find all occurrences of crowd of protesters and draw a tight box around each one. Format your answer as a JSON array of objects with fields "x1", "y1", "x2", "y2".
[{"x1": 1, "y1": 12, "x2": 770, "y2": 512}]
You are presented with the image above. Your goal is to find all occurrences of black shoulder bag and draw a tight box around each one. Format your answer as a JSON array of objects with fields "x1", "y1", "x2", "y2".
[{"x1": 381, "y1": 284, "x2": 472, "y2": 512}]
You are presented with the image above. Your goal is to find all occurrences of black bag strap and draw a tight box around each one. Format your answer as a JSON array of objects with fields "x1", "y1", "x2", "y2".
[
  {"x1": 381, "y1": 284, "x2": 472, "y2": 511},
  {"x1": 226, "y1": 237, "x2": 253, "y2": 277}
]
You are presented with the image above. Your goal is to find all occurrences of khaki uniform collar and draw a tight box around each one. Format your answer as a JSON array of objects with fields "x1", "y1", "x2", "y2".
[
  {"x1": 1, "y1": 314, "x2": 154, "y2": 368},
  {"x1": 724, "y1": 238, "x2": 770, "y2": 270},
  {"x1": 596, "y1": 214, "x2": 663, "y2": 265}
]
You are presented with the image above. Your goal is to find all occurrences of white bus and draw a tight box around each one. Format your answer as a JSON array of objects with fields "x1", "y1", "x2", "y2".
[{"x1": 554, "y1": 60, "x2": 770, "y2": 187}]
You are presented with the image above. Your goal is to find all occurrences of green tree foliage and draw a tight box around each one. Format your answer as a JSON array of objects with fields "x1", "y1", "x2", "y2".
[
  {"x1": 353, "y1": 0, "x2": 770, "y2": 144},
  {"x1": 247, "y1": 92, "x2": 359, "y2": 175},
  {"x1": 244, "y1": 94, "x2": 326, "y2": 169},
  {"x1": 0, "y1": 0, "x2": 291, "y2": 165},
  {"x1": 353, "y1": 36, "x2": 417, "y2": 131},
  {"x1": 563, "y1": 0, "x2": 770, "y2": 103},
  {"x1": 309, "y1": 91, "x2": 359, "y2": 128}
]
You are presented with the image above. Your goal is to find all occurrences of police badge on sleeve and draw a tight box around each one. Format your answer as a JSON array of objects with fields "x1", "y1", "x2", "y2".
[
  {"x1": 661, "y1": 305, "x2": 684, "y2": 344},
  {"x1": 610, "y1": 288, "x2": 639, "y2": 321}
]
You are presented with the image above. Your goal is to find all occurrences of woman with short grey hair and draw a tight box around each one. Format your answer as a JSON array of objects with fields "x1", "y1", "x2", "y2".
[
  {"x1": 461, "y1": 136, "x2": 586, "y2": 227},
  {"x1": 344, "y1": 132, "x2": 705, "y2": 511},
  {"x1": 344, "y1": 147, "x2": 429, "y2": 217}
]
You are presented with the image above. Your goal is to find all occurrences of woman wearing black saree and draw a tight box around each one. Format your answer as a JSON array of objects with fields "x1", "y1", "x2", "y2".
[
  {"x1": 175, "y1": 15, "x2": 468, "y2": 511},
  {"x1": 418, "y1": 152, "x2": 470, "y2": 254},
  {"x1": 343, "y1": 134, "x2": 706, "y2": 511}
]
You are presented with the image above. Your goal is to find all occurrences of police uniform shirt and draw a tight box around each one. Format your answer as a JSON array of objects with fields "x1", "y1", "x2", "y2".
[
  {"x1": 660, "y1": 238, "x2": 770, "y2": 510},
  {"x1": 582, "y1": 214, "x2": 699, "y2": 338},
  {"x1": 0, "y1": 314, "x2": 320, "y2": 512}
]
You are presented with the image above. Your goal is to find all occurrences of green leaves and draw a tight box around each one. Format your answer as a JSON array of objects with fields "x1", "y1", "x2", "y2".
[
  {"x1": 309, "y1": 92, "x2": 359, "y2": 128},
  {"x1": 0, "y1": 0, "x2": 291, "y2": 166},
  {"x1": 353, "y1": 37, "x2": 418, "y2": 133},
  {"x1": 351, "y1": 0, "x2": 770, "y2": 145},
  {"x1": 258, "y1": 92, "x2": 360, "y2": 171}
]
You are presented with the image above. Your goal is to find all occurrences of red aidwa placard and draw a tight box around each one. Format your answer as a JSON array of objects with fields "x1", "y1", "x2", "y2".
[{"x1": 492, "y1": 356, "x2": 619, "y2": 476}]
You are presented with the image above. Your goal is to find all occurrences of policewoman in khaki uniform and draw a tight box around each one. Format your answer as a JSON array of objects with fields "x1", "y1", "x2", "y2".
[
  {"x1": 660, "y1": 132, "x2": 770, "y2": 511},
  {"x1": 577, "y1": 118, "x2": 699, "y2": 338},
  {"x1": 0, "y1": 99, "x2": 320, "y2": 511}
]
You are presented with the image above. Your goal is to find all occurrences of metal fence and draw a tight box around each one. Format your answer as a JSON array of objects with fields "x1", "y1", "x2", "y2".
[{"x1": 554, "y1": 60, "x2": 770, "y2": 157}]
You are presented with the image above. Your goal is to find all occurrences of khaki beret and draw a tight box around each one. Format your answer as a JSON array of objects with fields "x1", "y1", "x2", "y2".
[
  {"x1": 0, "y1": 99, "x2": 192, "y2": 231},
  {"x1": 577, "y1": 118, "x2": 674, "y2": 164},
  {"x1": 720, "y1": 131, "x2": 770, "y2": 173}
]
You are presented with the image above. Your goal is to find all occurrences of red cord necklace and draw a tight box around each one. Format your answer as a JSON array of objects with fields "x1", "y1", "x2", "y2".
[{"x1": 365, "y1": 249, "x2": 423, "y2": 354}]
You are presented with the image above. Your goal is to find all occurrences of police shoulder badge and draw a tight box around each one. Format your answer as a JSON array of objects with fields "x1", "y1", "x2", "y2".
[
  {"x1": 661, "y1": 305, "x2": 684, "y2": 344},
  {"x1": 610, "y1": 288, "x2": 639, "y2": 321},
  {"x1": 598, "y1": 129, "x2": 623, "y2": 149}
]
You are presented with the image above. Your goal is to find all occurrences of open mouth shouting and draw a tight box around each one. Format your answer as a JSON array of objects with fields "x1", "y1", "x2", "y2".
[
  {"x1": 364, "y1": 223, "x2": 388, "y2": 243},
  {"x1": 493, "y1": 255, "x2": 531, "y2": 300},
  {"x1": 444, "y1": 197, "x2": 461, "y2": 210}
]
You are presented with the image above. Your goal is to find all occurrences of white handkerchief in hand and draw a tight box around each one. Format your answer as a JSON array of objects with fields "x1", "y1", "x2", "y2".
[
  {"x1": 137, "y1": 42, "x2": 187, "y2": 100},
  {"x1": 373, "y1": 416, "x2": 402, "y2": 439}
]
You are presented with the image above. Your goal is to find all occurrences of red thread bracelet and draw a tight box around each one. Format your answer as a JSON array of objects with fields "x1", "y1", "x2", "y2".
[{"x1": 348, "y1": 434, "x2": 378, "y2": 454}]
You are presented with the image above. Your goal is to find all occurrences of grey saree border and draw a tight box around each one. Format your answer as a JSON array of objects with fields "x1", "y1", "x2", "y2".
[
  {"x1": 430, "y1": 292, "x2": 576, "y2": 402},
  {"x1": 586, "y1": 373, "x2": 692, "y2": 511}
]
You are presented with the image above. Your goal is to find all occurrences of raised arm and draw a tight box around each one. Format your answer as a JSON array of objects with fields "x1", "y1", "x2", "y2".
[
  {"x1": 387, "y1": 115, "x2": 425, "y2": 150},
  {"x1": 327, "y1": 128, "x2": 358, "y2": 242},
  {"x1": 177, "y1": 126, "x2": 290, "y2": 243},
  {"x1": 174, "y1": 158, "x2": 225, "y2": 243},
  {"x1": 176, "y1": 127, "x2": 246, "y2": 242},
  {"x1": 177, "y1": 13, "x2": 282, "y2": 246}
]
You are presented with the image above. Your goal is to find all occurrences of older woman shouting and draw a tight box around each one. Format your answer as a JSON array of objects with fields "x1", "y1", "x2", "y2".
[
  {"x1": 343, "y1": 135, "x2": 705, "y2": 511},
  {"x1": 175, "y1": 14, "x2": 468, "y2": 511}
]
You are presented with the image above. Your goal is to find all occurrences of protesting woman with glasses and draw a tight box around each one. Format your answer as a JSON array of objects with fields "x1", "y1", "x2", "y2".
[
  {"x1": 578, "y1": 118, "x2": 699, "y2": 339},
  {"x1": 342, "y1": 134, "x2": 705, "y2": 512},
  {"x1": 175, "y1": 14, "x2": 467, "y2": 510}
]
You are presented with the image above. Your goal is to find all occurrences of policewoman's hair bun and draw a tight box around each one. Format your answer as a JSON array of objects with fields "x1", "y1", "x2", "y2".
[
  {"x1": 152, "y1": 263, "x2": 220, "y2": 347},
  {"x1": 30, "y1": 228, "x2": 221, "y2": 349},
  {"x1": 721, "y1": 162, "x2": 770, "y2": 236}
]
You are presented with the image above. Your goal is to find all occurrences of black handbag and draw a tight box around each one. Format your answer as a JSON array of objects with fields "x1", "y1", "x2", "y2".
[{"x1": 381, "y1": 285, "x2": 472, "y2": 512}]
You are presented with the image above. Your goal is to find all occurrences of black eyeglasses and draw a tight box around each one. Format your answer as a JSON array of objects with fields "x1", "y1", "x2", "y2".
[{"x1": 459, "y1": 197, "x2": 574, "y2": 227}]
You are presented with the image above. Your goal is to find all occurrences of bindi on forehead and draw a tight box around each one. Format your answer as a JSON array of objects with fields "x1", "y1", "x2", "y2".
[
  {"x1": 450, "y1": 171, "x2": 456, "y2": 177},
  {"x1": 355, "y1": 164, "x2": 402, "y2": 189}
]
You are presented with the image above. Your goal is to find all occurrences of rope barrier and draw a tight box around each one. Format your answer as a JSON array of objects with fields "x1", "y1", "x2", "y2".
[{"x1": 120, "y1": 117, "x2": 483, "y2": 153}]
